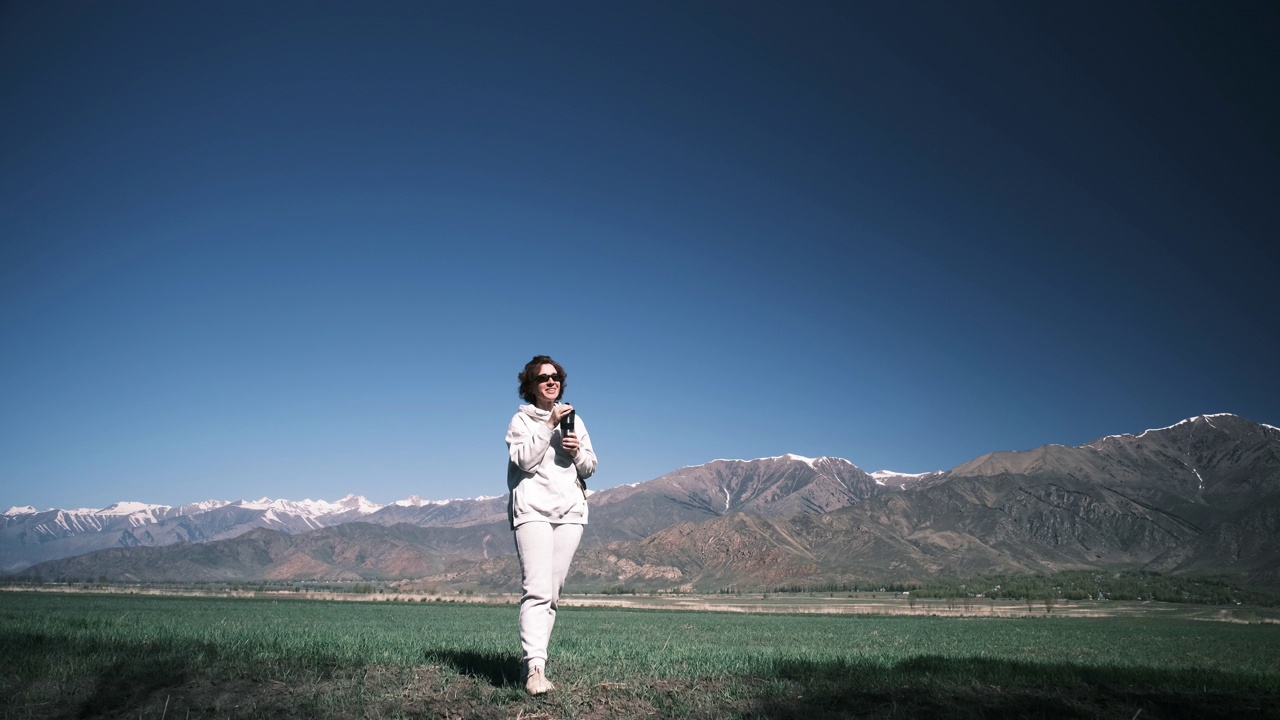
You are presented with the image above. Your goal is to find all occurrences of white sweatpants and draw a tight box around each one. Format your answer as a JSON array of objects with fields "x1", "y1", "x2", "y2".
[{"x1": 513, "y1": 521, "x2": 584, "y2": 668}]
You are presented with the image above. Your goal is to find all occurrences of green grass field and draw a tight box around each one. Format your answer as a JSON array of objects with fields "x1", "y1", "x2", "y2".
[{"x1": 2, "y1": 591, "x2": 1277, "y2": 719}]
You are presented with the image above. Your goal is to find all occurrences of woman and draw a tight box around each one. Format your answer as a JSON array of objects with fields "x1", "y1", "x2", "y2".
[{"x1": 505, "y1": 354, "x2": 597, "y2": 695}]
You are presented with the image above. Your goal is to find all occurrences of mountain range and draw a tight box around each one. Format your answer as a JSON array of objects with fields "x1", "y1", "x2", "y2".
[
  {"x1": 1, "y1": 454, "x2": 902, "y2": 573},
  {"x1": 6, "y1": 414, "x2": 1279, "y2": 591},
  {"x1": 0, "y1": 493, "x2": 506, "y2": 573}
]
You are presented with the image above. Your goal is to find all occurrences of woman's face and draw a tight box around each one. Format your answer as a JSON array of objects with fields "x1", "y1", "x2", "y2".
[{"x1": 534, "y1": 363, "x2": 562, "y2": 406}]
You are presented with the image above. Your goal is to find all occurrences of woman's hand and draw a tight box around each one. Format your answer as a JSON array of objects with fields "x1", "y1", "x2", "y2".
[
  {"x1": 561, "y1": 432, "x2": 580, "y2": 458},
  {"x1": 548, "y1": 404, "x2": 574, "y2": 428}
]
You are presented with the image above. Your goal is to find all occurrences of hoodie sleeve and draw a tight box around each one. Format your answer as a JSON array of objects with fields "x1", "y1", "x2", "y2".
[
  {"x1": 573, "y1": 416, "x2": 598, "y2": 480},
  {"x1": 507, "y1": 411, "x2": 552, "y2": 473}
]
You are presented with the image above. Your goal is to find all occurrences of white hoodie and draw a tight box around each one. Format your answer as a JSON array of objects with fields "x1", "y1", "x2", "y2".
[{"x1": 506, "y1": 403, "x2": 597, "y2": 529}]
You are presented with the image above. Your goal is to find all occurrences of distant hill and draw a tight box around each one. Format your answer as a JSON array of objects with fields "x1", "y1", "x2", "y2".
[
  {"x1": 10, "y1": 414, "x2": 1280, "y2": 592},
  {"x1": 0, "y1": 493, "x2": 505, "y2": 574},
  {"x1": 1, "y1": 452, "x2": 891, "y2": 572},
  {"x1": 582, "y1": 453, "x2": 888, "y2": 543},
  {"x1": 11, "y1": 521, "x2": 510, "y2": 583},
  {"x1": 407, "y1": 414, "x2": 1280, "y2": 591}
]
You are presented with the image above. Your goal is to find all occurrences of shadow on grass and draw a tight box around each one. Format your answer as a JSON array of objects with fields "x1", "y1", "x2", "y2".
[
  {"x1": 747, "y1": 656, "x2": 1280, "y2": 720},
  {"x1": 1, "y1": 629, "x2": 358, "y2": 719},
  {"x1": 1, "y1": 629, "x2": 198, "y2": 718},
  {"x1": 79, "y1": 654, "x2": 191, "y2": 719},
  {"x1": 422, "y1": 649, "x2": 522, "y2": 688}
]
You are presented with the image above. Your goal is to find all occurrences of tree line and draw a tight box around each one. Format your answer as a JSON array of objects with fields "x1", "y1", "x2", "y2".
[{"x1": 738, "y1": 571, "x2": 1276, "y2": 606}]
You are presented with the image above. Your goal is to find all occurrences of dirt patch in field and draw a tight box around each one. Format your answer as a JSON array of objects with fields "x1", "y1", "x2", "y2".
[{"x1": 5, "y1": 666, "x2": 1277, "y2": 719}]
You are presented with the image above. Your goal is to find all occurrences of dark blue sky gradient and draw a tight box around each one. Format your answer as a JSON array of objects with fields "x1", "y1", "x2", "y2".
[{"x1": 2, "y1": 2, "x2": 1277, "y2": 509}]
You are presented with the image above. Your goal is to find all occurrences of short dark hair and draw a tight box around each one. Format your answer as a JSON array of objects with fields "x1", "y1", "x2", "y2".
[{"x1": 518, "y1": 355, "x2": 566, "y2": 404}]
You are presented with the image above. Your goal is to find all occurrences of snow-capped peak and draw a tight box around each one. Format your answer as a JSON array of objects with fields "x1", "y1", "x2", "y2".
[
  {"x1": 1150, "y1": 414, "x2": 1233, "y2": 434},
  {"x1": 781, "y1": 453, "x2": 817, "y2": 466},
  {"x1": 394, "y1": 495, "x2": 458, "y2": 507},
  {"x1": 1098, "y1": 413, "x2": 1241, "y2": 441},
  {"x1": 176, "y1": 500, "x2": 230, "y2": 514},
  {"x1": 393, "y1": 494, "x2": 501, "y2": 507},
  {"x1": 4, "y1": 505, "x2": 38, "y2": 516},
  {"x1": 96, "y1": 501, "x2": 171, "y2": 516},
  {"x1": 235, "y1": 495, "x2": 383, "y2": 517},
  {"x1": 239, "y1": 497, "x2": 316, "y2": 514},
  {"x1": 394, "y1": 495, "x2": 432, "y2": 507},
  {"x1": 335, "y1": 494, "x2": 381, "y2": 513},
  {"x1": 685, "y1": 454, "x2": 850, "y2": 470},
  {"x1": 870, "y1": 470, "x2": 931, "y2": 479},
  {"x1": 730, "y1": 453, "x2": 820, "y2": 464},
  {"x1": 870, "y1": 470, "x2": 935, "y2": 487}
]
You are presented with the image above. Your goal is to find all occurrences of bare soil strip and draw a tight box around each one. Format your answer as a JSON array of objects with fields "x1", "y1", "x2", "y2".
[{"x1": 9, "y1": 585, "x2": 1278, "y2": 623}]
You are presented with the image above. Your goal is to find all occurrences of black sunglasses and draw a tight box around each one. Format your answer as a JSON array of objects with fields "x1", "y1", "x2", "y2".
[{"x1": 535, "y1": 373, "x2": 563, "y2": 384}]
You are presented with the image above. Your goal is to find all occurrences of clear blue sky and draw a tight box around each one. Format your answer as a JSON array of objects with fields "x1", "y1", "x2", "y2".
[{"x1": 2, "y1": 2, "x2": 1277, "y2": 511}]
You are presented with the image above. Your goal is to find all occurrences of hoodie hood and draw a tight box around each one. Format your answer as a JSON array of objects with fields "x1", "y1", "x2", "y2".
[{"x1": 520, "y1": 403, "x2": 560, "y2": 420}]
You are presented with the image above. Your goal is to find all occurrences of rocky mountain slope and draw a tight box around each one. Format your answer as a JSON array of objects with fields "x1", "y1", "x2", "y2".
[
  {"x1": 398, "y1": 414, "x2": 1280, "y2": 591},
  {"x1": 581, "y1": 454, "x2": 885, "y2": 543},
  {"x1": 0, "y1": 493, "x2": 507, "y2": 573},
  {"x1": 1, "y1": 453, "x2": 885, "y2": 572},
  {"x1": 10, "y1": 414, "x2": 1280, "y2": 591},
  {"x1": 554, "y1": 414, "x2": 1280, "y2": 590},
  {"x1": 13, "y1": 521, "x2": 512, "y2": 583}
]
